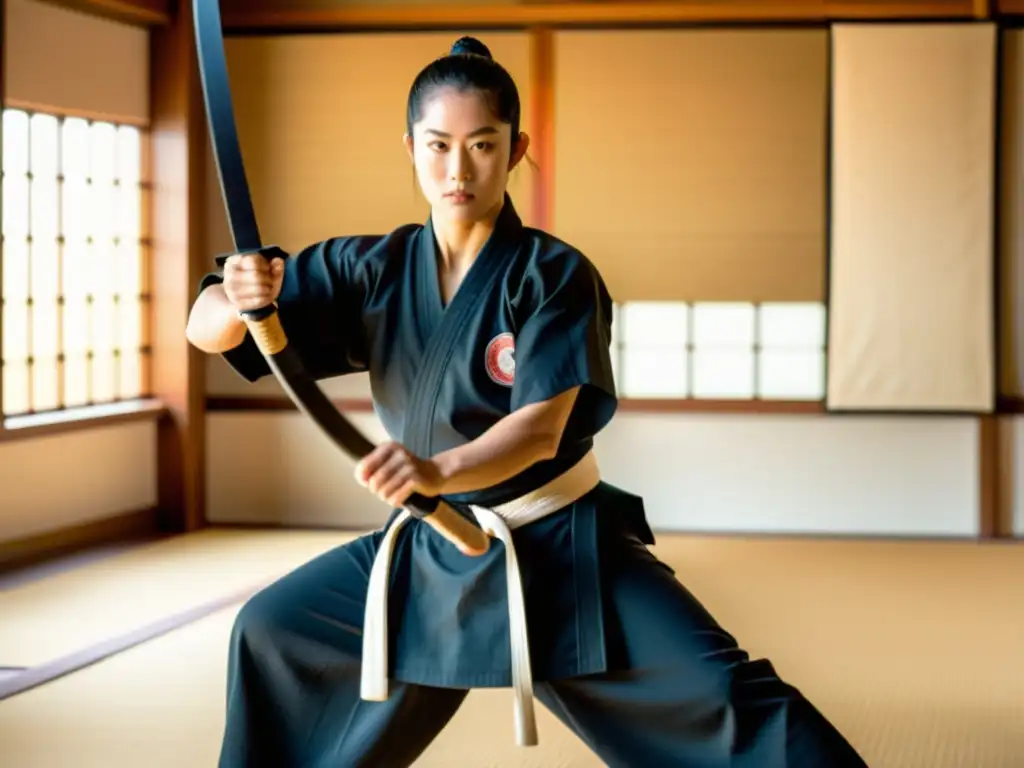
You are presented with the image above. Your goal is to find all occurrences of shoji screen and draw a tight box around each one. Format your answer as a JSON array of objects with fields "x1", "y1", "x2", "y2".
[{"x1": 828, "y1": 23, "x2": 997, "y2": 412}]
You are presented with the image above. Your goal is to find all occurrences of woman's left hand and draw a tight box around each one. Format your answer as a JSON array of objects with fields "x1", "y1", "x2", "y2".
[{"x1": 354, "y1": 442, "x2": 445, "y2": 508}]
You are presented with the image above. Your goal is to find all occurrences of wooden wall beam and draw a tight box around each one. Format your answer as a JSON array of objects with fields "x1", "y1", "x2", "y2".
[
  {"x1": 978, "y1": 415, "x2": 1017, "y2": 539},
  {"x1": 221, "y1": 1, "x2": 983, "y2": 33},
  {"x1": 0, "y1": 507, "x2": 161, "y2": 575},
  {"x1": 0, "y1": 0, "x2": 6, "y2": 430},
  {"x1": 979, "y1": 416, "x2": 999, "y2": 537},
  {"x1": 149, "y1": 0, "x2": 207, "y2": 533},
  {"x1": 528, "y1": 27, "x2": 555, "y2": 232},
  {"x1": 33, "y1": 0, "x2": 170, "y2": 27},
  {"x1": 997, "y1": 0, "x2": 1024, "y2": 15}
]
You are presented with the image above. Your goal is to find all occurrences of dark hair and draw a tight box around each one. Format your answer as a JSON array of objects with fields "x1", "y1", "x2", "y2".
[{"x1": 406, "y1": 36, "x2": 522, "y2": 150}]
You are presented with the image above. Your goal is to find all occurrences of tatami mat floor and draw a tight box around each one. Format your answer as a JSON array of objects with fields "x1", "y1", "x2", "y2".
[{"x1": 1, "y1": 529, "x2": 1022, "y2": 767}]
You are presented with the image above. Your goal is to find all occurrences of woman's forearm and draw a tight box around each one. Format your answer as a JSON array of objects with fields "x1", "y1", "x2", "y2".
[
  {"x1": 432, "y1": 387, "x2": 579, "y2": 495},
  {"x1": 186, "y1": 284, "x2": 248, "y2": 354}
]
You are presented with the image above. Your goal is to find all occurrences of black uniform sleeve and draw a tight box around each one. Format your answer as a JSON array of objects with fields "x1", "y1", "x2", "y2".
[
  {"x1": 510, "y1": 249, "x2": 618, "y2": 440},
  {"x1": 197, "y1": 236, "x2": 379, "y2": 383}
]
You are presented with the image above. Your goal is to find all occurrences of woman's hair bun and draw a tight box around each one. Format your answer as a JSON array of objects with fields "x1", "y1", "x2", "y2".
[{"x1": 449, "y1": 36, "x2": 493, "y2": 59}]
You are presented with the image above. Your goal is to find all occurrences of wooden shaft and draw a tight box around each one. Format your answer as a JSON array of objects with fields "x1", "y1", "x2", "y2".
[{"x1": 422, "y1": 501, "x2": 491, "y2": 557}]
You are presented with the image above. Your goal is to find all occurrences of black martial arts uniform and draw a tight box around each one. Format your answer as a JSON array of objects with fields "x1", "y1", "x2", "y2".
[{"x1": 203, "y1": 197, "x2": 867, "y2": 768}]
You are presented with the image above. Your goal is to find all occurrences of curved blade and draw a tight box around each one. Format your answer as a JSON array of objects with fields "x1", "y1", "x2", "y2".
[
  {"x1": 192, "y1": 0, "x2": 261, "y2": 253},
  {"x1": 189, "y1": 0, "x2": 472, "y2": 537},
  {"x1": 190, "y1": 0, "x2": 375, "y2": 459}
]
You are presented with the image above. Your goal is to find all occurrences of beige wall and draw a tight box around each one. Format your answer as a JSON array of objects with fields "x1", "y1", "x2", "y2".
[
  {"x1": 3, "y1": 11, "x2": 1020, "y2": 542},
  {"x1": 0, "y1": 421, "x2": 157, "y2": 540},
  {"x1": 201, "y1": 25, "x2": 1017, "y2": 537},
  {"x1": 4, "y1": 0, "x2": 149, "y2": 124},
  {"x1": 208, "y1": 362, "x2": 983, "y2": 536},
  {"x1": 204, "y1": 32, "x2": 534, "y2": 256},
  {"x1": 553, "y1": 28, "x2": 828, "y2": 302},
  {"x1": 1, "y1": 0, "x2": 153, "y2": 544},
  {"x1": 207, "y1": 377, "x2": 983, "y2": 537}
]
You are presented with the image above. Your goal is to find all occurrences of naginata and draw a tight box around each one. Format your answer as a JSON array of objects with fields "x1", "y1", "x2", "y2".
[{"x1": 191, "y1": 0, "x2": 490, "y2": 559}]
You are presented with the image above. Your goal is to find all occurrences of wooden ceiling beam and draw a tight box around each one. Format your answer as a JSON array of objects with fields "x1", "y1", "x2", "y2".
[
  {"x1": 219, "y1": 1, "x2": 990, "y2": 34},
  {"x1": 33, "y1": 0, "x2": 170, "y2": 26}
]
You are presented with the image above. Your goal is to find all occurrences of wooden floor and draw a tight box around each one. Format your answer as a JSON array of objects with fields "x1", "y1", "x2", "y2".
[{"x1": 0, "y1": 528, "x2": 1022, "y2": 767}]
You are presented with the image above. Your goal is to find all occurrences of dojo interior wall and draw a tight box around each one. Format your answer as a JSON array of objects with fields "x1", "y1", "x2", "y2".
[
  {"x1": 0, "y1": 2, "x2": 1020, "y2": 548},
  {"x1": 0, "y1": 0, "x2": 157, "y2": 545},
  {"x1": 203, "y1": 24, "x2": 1022, "y2": 538}
]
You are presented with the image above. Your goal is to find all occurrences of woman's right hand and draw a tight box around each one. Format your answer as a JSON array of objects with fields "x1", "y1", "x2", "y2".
[{"x1": 222, "y1": 253, "x2": 285, "y2": 313}]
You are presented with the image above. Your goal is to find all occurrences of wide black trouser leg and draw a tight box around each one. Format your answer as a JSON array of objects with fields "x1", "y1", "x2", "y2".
[
  {"x1": 216, "y1": 533, "x2": 467, "y2": 768},
  {"x1": 217, "y1": 527, "x2": 866, "y2": 767},
  {"x1": 536, "y1": 536, "x2": 869, "y2": 768}
]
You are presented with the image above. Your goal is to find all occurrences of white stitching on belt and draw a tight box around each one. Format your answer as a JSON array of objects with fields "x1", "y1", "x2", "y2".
[{"x1": 360, "y1": 451, "x2": 602, "y2": 747}]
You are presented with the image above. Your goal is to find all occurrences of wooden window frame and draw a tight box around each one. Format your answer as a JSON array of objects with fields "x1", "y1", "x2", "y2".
[
  {"x1": 0, "y1": 0, "x2": 171, "y2": 444},
  {"x1": 0, "y1": 0, "x2": 194, "y2": 531}
]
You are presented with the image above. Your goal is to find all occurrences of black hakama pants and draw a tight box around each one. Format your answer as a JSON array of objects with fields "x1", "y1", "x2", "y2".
[{"x1": 217, "y1": 525, "x2": 867, "y2": 767}]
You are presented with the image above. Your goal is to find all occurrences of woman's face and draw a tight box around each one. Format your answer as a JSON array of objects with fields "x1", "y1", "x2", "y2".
[{"x1": 405, "y1": 87, "x2": 528, "y2": 224}]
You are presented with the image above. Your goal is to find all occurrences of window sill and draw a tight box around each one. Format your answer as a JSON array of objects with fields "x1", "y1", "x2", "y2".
[
  {"x1": 205, "y1": 396, "x2": 826, "y2": 415},
  {"x1": 0, "y1": 399, "x2": 167, "y2": 442}
]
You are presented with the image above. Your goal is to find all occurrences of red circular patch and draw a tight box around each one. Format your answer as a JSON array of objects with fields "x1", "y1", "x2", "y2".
[{"x1": 485, "y1": 332, "x2": 516, "y2": 387}]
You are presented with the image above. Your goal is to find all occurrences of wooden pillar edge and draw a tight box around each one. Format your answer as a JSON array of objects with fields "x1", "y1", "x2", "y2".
[
  {"x1": 528, "y1": 27, "x2": 555, "y2": 232},
  {"x1": 149, "y1": 1, "x2": 207, "y2": 532}
]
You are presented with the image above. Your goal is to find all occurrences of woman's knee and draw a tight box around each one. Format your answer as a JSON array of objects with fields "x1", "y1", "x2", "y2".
[
  {"x1": 604, "y1": 552, "x2": 745, "y2": 671},
  {"x1": 228, "y1": 549, "x2": 371, "y2": 665},
  {"x1": 228, "y1": 584, "x2": 293, "y2": 659}
]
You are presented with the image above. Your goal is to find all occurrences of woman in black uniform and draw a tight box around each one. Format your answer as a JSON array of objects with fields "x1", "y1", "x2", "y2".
[{"x1": 187, "y1": 35, "x2": 867, "y2": 768}]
